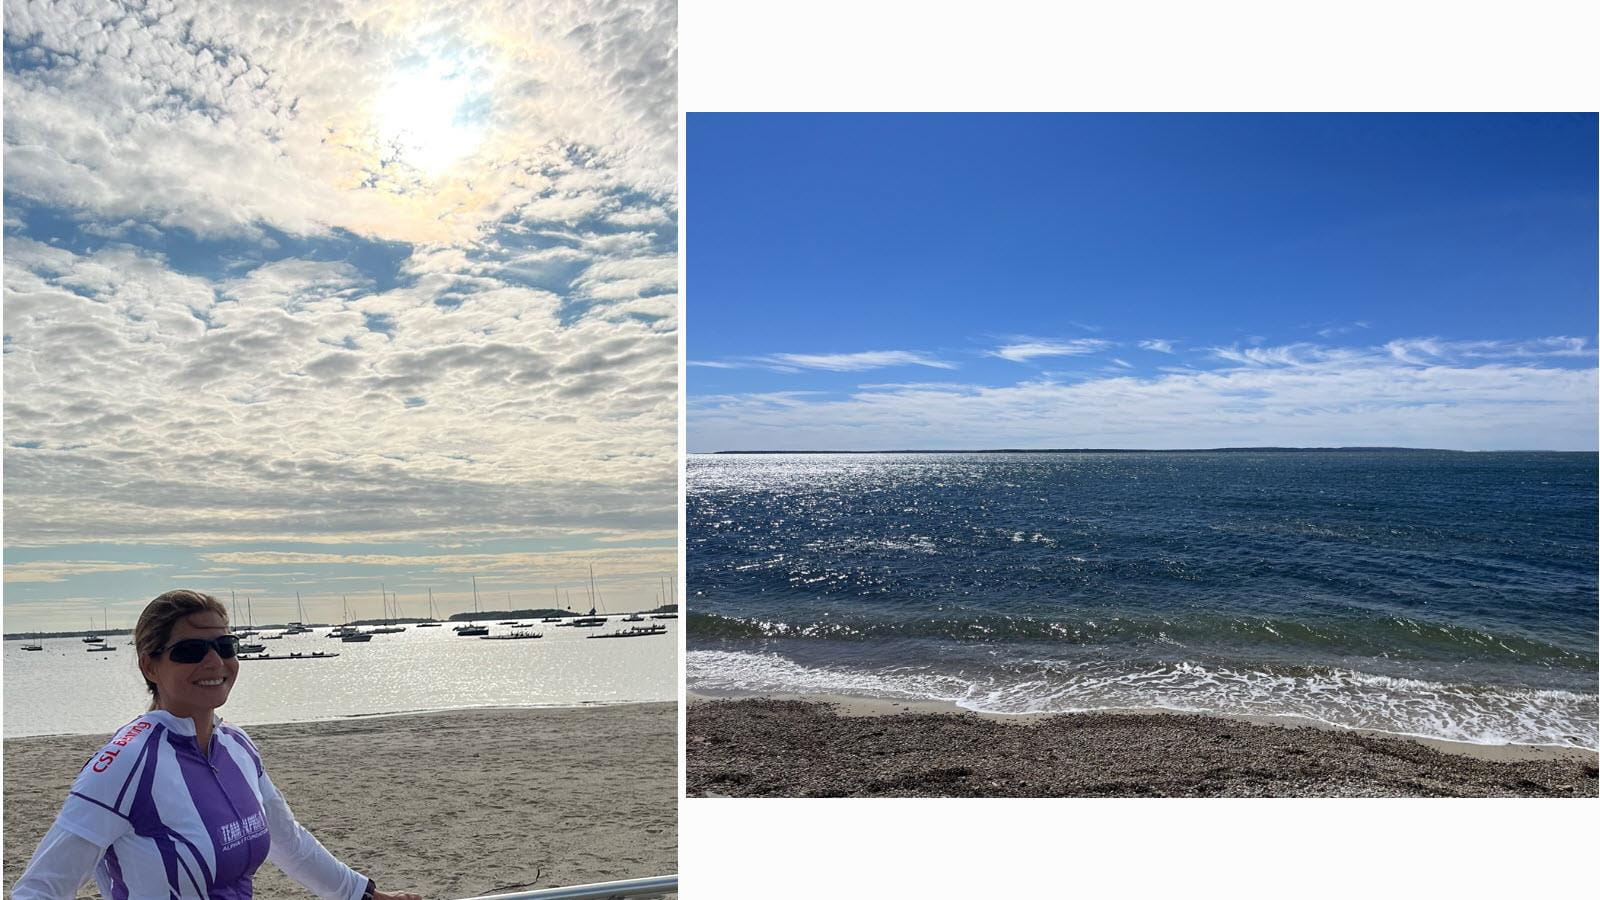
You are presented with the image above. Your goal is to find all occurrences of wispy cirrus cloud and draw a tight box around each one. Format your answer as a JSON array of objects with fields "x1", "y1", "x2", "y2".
[
  {"x1": 1139, "y1": 339, "x2": 1176, "y2": 353},
  {"x1": 989, "y1": 338, "x2": 1112, "y2": 362},
  {"x1": 1316, "y1": 321, "x2": 1371, "y2": 338},
  {"x1": 1381, "y1": 336, "x2": 1591, "y2": 366},
  {"x1": 766, "y1": 350, "x2": 956, "y2": 371},
  {"x1": 1208, "y1": 342, "x2": 1363, "y2": 368},
  {"x1": 690, "y1": 336, "x2": 1598, "y2": 452},
  {"x1": 1212, "y1": 337, "x2": 1593, "y2": 370},
  {"x1": 691, "y1": 351, "x2": 956, "y2": 373}
]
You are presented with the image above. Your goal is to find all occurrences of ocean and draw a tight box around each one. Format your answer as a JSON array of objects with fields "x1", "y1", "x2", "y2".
[
  {"x1": 687, "y1": 451, "x2": 1598, "y2": 747},
  {"x1": 3, "y1": 620, "x2": 677, "y2": 738}
]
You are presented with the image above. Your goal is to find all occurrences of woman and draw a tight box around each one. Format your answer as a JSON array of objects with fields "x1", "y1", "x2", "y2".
[{"x1": 14, "y1": 590, "x2": 423, "y2": 900}]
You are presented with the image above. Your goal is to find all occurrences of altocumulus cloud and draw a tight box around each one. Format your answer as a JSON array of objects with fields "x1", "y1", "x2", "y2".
[
  {"x1": 689, "y1": 339, "x2": 1598, "y2": 451},
  {"x1": 3, "y1": 0, "x2": 679, "y2": 554}
]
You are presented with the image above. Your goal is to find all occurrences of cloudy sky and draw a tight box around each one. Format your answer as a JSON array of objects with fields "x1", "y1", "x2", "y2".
[
  {"x1": 688, "y1": 114, "x2": 1597, "y2": 453},
  {"x1": 4, "y1": 0, "x2": 678, "y2": 631}
]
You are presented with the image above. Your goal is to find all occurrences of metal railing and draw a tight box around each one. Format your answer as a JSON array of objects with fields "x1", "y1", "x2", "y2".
[{"x1": 456, "y1": 874, "x2": 677, "y2": 900}]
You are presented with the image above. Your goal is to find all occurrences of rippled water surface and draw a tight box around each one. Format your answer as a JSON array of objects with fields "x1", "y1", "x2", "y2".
[
  {"x1": 687, "y1": 451, "x2": 1598, "y2": 746},
  {"x1": 4, "y1": 621, "x2": 677, "y2": 738}
]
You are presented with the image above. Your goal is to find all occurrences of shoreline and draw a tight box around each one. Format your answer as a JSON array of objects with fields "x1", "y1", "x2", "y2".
[
  {"x1": 5, "y1": 704, "x2": 677, "y2": 897},
  {"x1": 689, "y1": 689, "x2": 1598, "y2": 763},
  {"x1": 688, "y1": 693, "x2": 1599, "y2": 797},
  {"x1": 3, "y1": 698, "x2": 672, "y2": 741}
]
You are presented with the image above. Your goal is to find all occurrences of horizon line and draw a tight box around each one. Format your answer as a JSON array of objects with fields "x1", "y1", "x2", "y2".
[{"x1": 693, "y1": 446, "x2": 1598, "y2": 455}]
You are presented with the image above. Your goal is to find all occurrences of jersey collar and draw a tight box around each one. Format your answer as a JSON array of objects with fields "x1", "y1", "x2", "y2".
[{"x1": 141, "y1": 709, "x2": 224, "y2": 736}]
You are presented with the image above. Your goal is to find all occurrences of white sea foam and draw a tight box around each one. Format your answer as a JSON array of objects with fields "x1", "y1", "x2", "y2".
[{"x1": 687, "y1": 649, "x2": 1599, "y2": 748}]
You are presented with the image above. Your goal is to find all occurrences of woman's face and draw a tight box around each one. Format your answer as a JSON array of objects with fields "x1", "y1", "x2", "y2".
[{"x1": 139, "y1": 611, "x2": 239, "y2": 720}]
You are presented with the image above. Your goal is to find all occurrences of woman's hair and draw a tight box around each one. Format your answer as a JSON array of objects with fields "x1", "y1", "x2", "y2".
[{"x1": 135, "y1": 590, "x2": 229, "y2": 710}]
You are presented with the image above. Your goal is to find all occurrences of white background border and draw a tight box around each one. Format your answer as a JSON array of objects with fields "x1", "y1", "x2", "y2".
[{"x1": 678, "y1": 1, "x2": 1599, "y2": 897}]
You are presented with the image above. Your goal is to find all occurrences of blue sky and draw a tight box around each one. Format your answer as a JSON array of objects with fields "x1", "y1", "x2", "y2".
[
  {"x1": 3, "y1": 1, "x2": 678, "y2": 631},
  {"x1": 688, "y1": 113, "x2": 1597, "y2": 452}
]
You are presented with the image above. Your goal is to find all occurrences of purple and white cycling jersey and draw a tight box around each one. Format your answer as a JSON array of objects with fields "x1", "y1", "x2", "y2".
[{"x1": 46, "y1": 709, "x2": 365, "y2": 899}]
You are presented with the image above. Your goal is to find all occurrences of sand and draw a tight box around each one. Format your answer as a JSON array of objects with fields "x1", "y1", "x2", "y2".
[
  {"x1": 687, "y1": 695, "x2": 1599, "y2": 798},
  {"x1": 3, "y1": 704, "x2": 677, "y2": 899}
]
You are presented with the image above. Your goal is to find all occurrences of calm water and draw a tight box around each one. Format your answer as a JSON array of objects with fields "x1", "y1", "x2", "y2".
[
  {"x1": 687, "y1": 451, "x2": 1598, "y2": 746},
  {"x1": 3, "y1": 620, "x2": 677, "y2": 738}
]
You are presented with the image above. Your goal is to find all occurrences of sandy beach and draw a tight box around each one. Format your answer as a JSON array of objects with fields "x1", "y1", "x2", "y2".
[
  {"x1": 4, "y1": 704, "x2": 676, "y2": 899},
  {"x1": 688, "y1": 694, "x2": 1598, "y2": 797}
]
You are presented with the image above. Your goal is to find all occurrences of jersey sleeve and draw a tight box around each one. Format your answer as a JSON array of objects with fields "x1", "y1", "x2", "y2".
[
  {"x1": 56, "y1": 720, "x2": 157, "y2": 847},
  {"x1": 11, "y1": 821, "x2": 105, "y2": 899}
]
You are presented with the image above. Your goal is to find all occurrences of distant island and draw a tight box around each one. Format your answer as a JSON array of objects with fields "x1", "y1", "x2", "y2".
[{"x1": 708, "y1": 447, "x2": 1460, "y2": 455}]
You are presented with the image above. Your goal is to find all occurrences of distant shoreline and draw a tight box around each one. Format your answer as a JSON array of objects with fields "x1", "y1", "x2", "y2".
[{"x1": 701, "y1": 447, "x2": 1595, "y2": 455}]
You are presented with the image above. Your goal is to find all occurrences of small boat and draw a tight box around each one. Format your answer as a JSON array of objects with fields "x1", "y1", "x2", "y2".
[
  {"x1": 23, "y1": 633, "x2": 44, "y2": 651},
  {"x1": 339, "y1": 632, "x2": 373, "y2": 643},
  {"x1": 480, "y1": 629, "x2": 543, "y2": 640},
  {"x1": 82, "y1": 634, "x2": 104, "y2": 644},
  {"x1": 497, "y1": 620, "x2": 518, "y2": 625},
  {"x1": 650, "y1": 613, "x2": 678, "y2": 620},
  {"x1": 369, "y1": 625, "x2": 406, "y2": 634},
  {"x1": 240, "y1": 651, "x2": 340, "y2": 661},
  {"x1": 238, "y1": 642, "x2": 267, "y2": 654},
  {"x1": 557, "y1": 616, "x2": 607, "y2": 627},
  {"x1": 622, "y1": 613, "x2": 646, "y2": 622},
  {"x1": 87, "y1": 643, "x2": 118, "y2": 652},
  {"x1": 454, "y1": 624, "x2": 489, "y2": 637},
  {"x1": 260, "y1": 633, "x2": 285, "y2": 640},
  {"x1": 588, "y1": 624, "x2": 668, "y2": 639}
]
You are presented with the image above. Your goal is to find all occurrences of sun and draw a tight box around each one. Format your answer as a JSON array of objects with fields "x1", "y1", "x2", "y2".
[{"x1": 373, "y1": 57, "x2": 488, "y2": 177}]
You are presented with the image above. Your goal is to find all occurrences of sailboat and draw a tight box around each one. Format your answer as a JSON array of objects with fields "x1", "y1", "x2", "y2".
[
  {"x1": 369, "y1": 584, "x2": 406, "y2": 633},
  {"x1": 416, "y1": 588, "x2": 443, "y2": 626},
  {"x1": 82, "y1": 616, "x2": 104, "y2": 643},
  {"x1": 542, "y1": 585, "x2": 565, "y2": 622},
  {"x1": 87, "y1": 608, "x2": 117, "y2": 651},
  {"x1": 234, "y1": 597, "x2": 264, "y2": 651},
  {"x1": 23, "y1": 632, "x2": 44, "y2": 651},
  {"x1": 332, "y1": 596, "x2": 371, "y2": 641},
  {"x1": 558, "y1": 566, "x2": 608, "y2": 627},
  {"x1": 280, "y1": 592, "x2": 313, "y2": 634},
  {"x1": 652, "y1": 576, "x2": 679, "y2": 618},
  {"x1": 229, "y1": 591, "x2": 258, "y2": 638},
  {"x1": 455, "y1": 577, "x2": 490, "y2": 636}
]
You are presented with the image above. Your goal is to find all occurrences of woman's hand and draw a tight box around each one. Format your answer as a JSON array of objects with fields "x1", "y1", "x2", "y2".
[{"x1": 373, "y1": 891, "x2": 423, "y2": 900}]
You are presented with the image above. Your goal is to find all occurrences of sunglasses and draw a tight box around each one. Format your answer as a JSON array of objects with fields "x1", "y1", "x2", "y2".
[{"x1": 154, "y1": 635, "x2": 241, "y2": 664}]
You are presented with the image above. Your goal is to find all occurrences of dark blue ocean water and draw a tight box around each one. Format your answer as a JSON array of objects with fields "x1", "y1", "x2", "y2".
[{"x1": 687, "y1": 451, "x2": 1599, "y2": 747}]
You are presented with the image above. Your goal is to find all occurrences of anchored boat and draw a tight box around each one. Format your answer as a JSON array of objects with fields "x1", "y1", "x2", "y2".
[
  {"x1": 240, "y1": 651, "x2": 340, "y2": 661},
  {"x1": 588, "y1": 624, "x2": 668, "y2": 639}
]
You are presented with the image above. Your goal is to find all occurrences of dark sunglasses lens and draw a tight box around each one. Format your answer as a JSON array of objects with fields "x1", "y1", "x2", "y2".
[{"x1": 168, "y1": 637, "x2": 239, "y2": 663}]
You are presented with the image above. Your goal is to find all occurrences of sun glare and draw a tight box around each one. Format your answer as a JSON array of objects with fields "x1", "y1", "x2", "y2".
[{"x1": 374, "y1": 58, "x2": 487, "y2": 177}]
